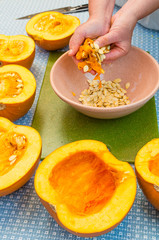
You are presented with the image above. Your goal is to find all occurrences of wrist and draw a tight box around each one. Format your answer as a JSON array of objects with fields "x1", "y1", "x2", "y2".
[
  {"x1": 120, "y1": 0, "x2": 159, "y2": 21},
  {"x1": 115, "y1": 4, "x2": 138, "y2": 29},
  {"x1": 89, "y1": 0, "x2": 115, "y2": 23}
]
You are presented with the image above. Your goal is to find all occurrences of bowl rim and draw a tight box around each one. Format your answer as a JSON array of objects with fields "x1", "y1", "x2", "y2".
[{"x1": 50, "y1": 46, "x2": 159, "y2": 113}]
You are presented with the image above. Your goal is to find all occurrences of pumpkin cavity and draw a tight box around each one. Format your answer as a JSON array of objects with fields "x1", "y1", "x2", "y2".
[
  {"x1": 49, "y1": 150, "x2": 127, "y2": 216},
  {"x1": 0, "y1": 71, "x2": 23, "y2": 99},
  {"x1": 34, "y1": 14, "x2": 72, "y2": 35},
  {"x1": 26, "y1": 12, "x2": 80, "y2": 50},
  {"x1": 0, "y1": 39, "x2": 25, "y2": 57},
  {"x1": 0, "y1": 131, "x2": 27, "y2": 176},
  {"x1": 0, "y1": 35, "x2": 35, "y2": 69},
  {"x1": 149, "y1": 154, "x2": 159, "y2": 177}
]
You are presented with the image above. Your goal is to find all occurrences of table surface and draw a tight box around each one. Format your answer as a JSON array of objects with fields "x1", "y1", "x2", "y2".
[{"x1": 0, "y1": 0, "x2": 159, "y2": 240}]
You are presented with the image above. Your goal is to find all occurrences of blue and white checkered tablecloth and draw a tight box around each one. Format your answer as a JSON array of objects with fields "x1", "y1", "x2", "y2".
[{"x1": 0, "y1": 0, "x2": 159, "y2": 240}]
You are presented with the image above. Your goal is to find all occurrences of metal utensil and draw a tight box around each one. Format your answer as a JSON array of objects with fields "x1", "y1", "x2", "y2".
[{"x1": 16, "y1": 4, "x2": 88, "y2": 20}]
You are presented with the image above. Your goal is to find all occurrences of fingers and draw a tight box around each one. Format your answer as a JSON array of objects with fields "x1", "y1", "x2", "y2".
[
  {"x1": 69, "y1": 18, "x2": 131, "y2": 72},
  {"x1": 94, "y1": 31, "x2": 118, "y2": 48},
  {"x1": 103, "y1": 46, "x2": 128, "y2": 63},
  {"x1": 69, "y1": 19, "x2": 107, "y2": 56},
  {"x1": 68, "y1": 27, "x2": 86, "y2": 56},
  {"x1": 94, "y1": 30, "x2": 131, "y2": 62},
  {"x1": 71, "y1": 56, "x2": 79, "y2": 65}
]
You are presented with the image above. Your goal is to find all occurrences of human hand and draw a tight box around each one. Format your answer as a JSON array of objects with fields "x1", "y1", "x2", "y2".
[
  {"x1": 68, "y1": 18, "x2": 110, "y2": 57},
  {"x1": 68, "y1": 18, "x2": 111, "y2": 74},
  {"x1": 95, "y1": 9, "x2": 137, "y2": 63}
]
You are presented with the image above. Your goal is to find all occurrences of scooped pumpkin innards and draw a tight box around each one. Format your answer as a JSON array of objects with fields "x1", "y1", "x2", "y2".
[{"x1": 76, "y1": 38, "x2": 110, "y2": 79}]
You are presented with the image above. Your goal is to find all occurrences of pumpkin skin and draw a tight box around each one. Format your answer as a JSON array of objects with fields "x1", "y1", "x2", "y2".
[
  {"x1": 0, "y1": 117, "x2": 42, "y2": 196},
  {"x1": 34, "y1": 140, "x2": 136, "y2": 237},
  {"x1": 0, "y1": 64, "x2": 36, "y2": 121},
  {"x1": 26, "y1": 11, "x2": 80, "y2": 50},
  {"x1": 0, "y1": 34, "x2": 35, "y2": 69},
  {"x1": 135, "y1": 138, "x2": 159, "y2": 210}
]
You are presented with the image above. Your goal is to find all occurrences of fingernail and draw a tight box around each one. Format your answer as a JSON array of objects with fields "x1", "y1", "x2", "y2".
[
  {"x1": 94, "y1": 41, "x2": 100, "y2": 48},
  {"x1": 68, "y1": 49, "x2": 73, "y2": 56},
  {"x1": 94, "y1": 42, "x2": 99, "y2": 49}
]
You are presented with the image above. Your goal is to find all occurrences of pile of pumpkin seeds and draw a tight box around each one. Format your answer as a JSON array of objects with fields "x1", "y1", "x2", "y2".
[{"x1": 79, "y1": 78, "x2": 130, "y2": 108}]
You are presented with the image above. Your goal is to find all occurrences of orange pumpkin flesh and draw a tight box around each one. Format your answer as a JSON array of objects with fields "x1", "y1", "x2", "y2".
[
  {"x1": 76, "y1": 38, "x2": 110, "y2": 86},
  {"x1": 149, "y1": 156, "x2": 159, "y2": 176},
  {"x1": 26, "y1": 12, "x2": 80, "y2": 50},
  {"x1": 0, "y1": 64, "x2": 36, "y2": 121},
  {"x1": 49, "y1": 151, "x2": 116, "y2": 216},
  {"x1": 0, "y1": 34, "x2": 35, "y2": 69},
  {"x1": 76, "y1": 38, "x2": 105, "y2": 76},
  {"x1": 35, "y1": 140, "x2": 136, "y2": 237},
  {"x1": 0, "y1": 117, "x2": 42, "y2": 196},
  {"x1": 135, "y1": 139, "x2": 159, "y2": 210}
]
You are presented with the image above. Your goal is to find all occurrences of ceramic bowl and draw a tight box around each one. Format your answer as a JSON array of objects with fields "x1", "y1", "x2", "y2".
[{"x1": 50, "y1": 46, "x2": 159, "y2": 119}]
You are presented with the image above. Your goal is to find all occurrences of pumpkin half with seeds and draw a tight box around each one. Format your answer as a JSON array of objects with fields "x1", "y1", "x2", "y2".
[
  {"x1": 0, "y1": 34, "x2": 35, "y2": 69},
  {"x1": 0, "y1": 64, "x2": 36, "y2": 121},
  {"x1": 26, "y1": 11, "x2": 80, "y2": 50},
  {"x1": 135, "y1": 138, "x2": 159, "y2": 210},
  {"x1": 0, "y1": 117, "x2": 42, "y2": 196},
  {"x1": 34, "y1": 140, "x2": 136, "y2": 237}
]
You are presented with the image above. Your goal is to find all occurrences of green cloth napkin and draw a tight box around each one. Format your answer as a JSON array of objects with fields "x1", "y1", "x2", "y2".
[{"x1": 32, "y1": 52, "x2": 159, "y2": 163}]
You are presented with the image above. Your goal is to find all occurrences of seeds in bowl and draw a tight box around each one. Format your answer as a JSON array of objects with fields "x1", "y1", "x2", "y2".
[{"x1": 79, "y1": 78, "x2": 130, "y2": 108}]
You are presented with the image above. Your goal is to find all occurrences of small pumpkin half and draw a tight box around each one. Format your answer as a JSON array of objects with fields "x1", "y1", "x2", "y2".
[
  {"x1": 135, "y1": 138, "x2": 159, "y2": 210},
  {"x1": 0, "y1": 117, "x2": 42, "y2": 196},
  {"x1": 34, "y1": 140, "x2": 136, "y2": 237},
  {"x1": 0, "y1": 34, "x2": 35, "y2": 69},
  {"x1": 0, "y1": 64, "x2": 36, "y2": 121},
  {"x1": 26, "y1": 11, "x2": 80, "y2": 50}
]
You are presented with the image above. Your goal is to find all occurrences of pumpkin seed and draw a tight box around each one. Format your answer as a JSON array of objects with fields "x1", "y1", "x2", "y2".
[
  {"x1": 16, "y1": 83, "x2": 23, "y2": 88},
  {"x1": 83, "y1": 65, "x2": 89, "y2": 73},
  {"x1": 125, "y1": 82, "x2": 130, "y2": 89},
  {"x1": 16, "y1": 79, "x2": 23, "y2": 83},
  {"x1": 79, "y1": 78, "x2": 131, "y2": 108},
  {"x1": 9, "y1": 154, "x2": 17, "y2": 161}
]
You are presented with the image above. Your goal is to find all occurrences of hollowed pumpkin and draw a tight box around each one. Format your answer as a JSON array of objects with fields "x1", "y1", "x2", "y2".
[
  {"x1": 135, "y1": 138, "x2": 159, "y2": 210},
  {"x1": 0, "y1": 117, "x2": 42, "y2": 196},
  {"x1": 26, "y1": 12, "x2": 80, "y2": 50},
  {"x1": 0, "y1": 34, "x2": 35, "y2": 69},
  {"x1": 0, "y1": 64, "x2": 36, "y2": 121},
  {"x1": 34, "y1": 140, "x2": 136, "y2": 237}
]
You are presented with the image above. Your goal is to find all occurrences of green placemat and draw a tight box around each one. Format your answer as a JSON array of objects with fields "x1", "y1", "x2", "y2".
[{"x1": 32, "y1": 52, "x2": 159, "y2": 163}]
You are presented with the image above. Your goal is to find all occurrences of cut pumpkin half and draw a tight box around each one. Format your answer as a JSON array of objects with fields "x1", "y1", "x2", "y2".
[
  {"x1": 135, "y1": 138, "x2": 159, "y2": 210},
  {"x1": 35, "y1": 140, "x2": 136, "y2": 237},
  {"x1": 0, "y1": 64, "x2": 36, "y2": 121},
  {"x1": 0, "y1": 117, "x2": 42, "y2": 196},
  {"x1": 0, "y1": 34, "x2": 35, "y2": 69},
  {"x1": 26, "y1": 11, "x2": 80, "y2": 50}
]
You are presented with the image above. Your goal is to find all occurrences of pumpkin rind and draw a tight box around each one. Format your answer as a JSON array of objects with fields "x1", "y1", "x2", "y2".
[
  {"x1": 0, "y1": 34, "x2": 35, "y2": 69},
  {"x1": 34, "y1": 140, "x2": 136, "y2": 237},
  {"x1": 26, "y1": 12, "x2": 80, "y2": 50},
  {"x1": 135, "y1": 138, "x2": 159, "y2": 210},
  {"x1": 0, "y1": 117, "x2": 42, "y2": 196},
  {"x1": 0, "y1": 64, "x2": 36, "y2": 121}
]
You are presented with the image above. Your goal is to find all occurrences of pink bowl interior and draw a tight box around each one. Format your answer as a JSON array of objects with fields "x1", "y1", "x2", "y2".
[{"x1": 50, "y1": 46, "x2": 159, "y2": 115}]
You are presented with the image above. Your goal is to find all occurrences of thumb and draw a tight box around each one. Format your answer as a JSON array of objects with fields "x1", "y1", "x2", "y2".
[
  {"x1": 68, "y1": 31, "x2": 85, "y2": 56},
  {"x1": 94, "y1": 31, "x2": 118, "y2": 48}
]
